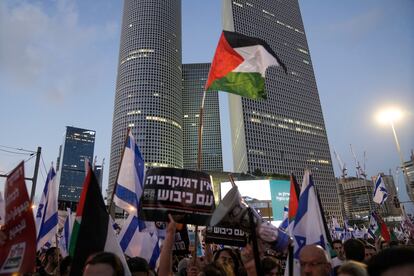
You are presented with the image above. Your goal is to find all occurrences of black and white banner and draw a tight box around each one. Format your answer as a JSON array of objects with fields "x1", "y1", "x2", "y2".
[
  {"x1": 139, "y1": 168, "x2": 215, "y2": 225},
  {"x1": 205, "y1": 226, "x2": 247, "y2": 247}
]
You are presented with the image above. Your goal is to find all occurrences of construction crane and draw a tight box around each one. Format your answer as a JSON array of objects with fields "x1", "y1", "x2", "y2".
[
  {"x1": 333, "y1": 149, "x2": 348, "y2": 179},
  {"x1": 350, "y1": 144, "x2": 367, "y2": 179}
]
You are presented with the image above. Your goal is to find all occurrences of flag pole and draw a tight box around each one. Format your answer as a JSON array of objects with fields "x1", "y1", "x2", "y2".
[
  {"x1": 192, "y1": 90, "x2": 207, "y2": 264},
  {"x1": 108, "y1": 127, "x2": 131, "y2": 216}
]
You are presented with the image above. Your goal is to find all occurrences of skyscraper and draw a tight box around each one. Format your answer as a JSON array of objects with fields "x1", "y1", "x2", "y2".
[
  {"x1": 224, "y1": 0, "x2": 342, "y2": 220},
  {"x1": 57, "y1": 126, "x2": 95, "y2": 210},
  {"x1": 109, "y1": 0, "x2": 182, "y2": 197},
  {"x1": 182, "y1": 63, "x2": 223, "y2": 171}
]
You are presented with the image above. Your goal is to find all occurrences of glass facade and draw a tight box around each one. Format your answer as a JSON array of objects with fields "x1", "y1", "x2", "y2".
[
  {"x1": 225, "y1": 0, "x2": 343, "y2": 221},
  {"x1": 109, "y1": 0, "x2": 183, "y2": 198},
  {"x1": 57, "y1": 126, "x2": 95, "y2": 206},
  {"x1": 182, "y1": 63, "x2": 223, "y2": 171}
]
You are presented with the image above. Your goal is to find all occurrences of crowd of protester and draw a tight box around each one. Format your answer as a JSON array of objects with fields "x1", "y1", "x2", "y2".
[{"x1": 26, "y1": 216, "x2": 414, "y2": 276}]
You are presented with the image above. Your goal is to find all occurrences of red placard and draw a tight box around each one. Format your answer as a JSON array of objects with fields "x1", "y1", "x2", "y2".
[{"x1": 0, "y1": 162, "x2": 36, "y2": 275}]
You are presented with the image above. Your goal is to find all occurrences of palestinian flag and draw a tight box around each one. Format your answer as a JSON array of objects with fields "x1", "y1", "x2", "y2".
[
  {"x1": 288, "y1": 173, "x2": 300, "y2": 222},
  {"x1": 205, "y1": 30, "x2": 287, "y2": 100},
  {"x1": 69, "y1": 168, "x2": 130, "y2": 276},
  {"x1": 368, "y1": 212, "x2": 391, "y2": 242}
]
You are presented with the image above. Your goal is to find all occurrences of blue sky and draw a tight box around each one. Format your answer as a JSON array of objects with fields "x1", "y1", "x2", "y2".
[{"x1": 1, "y1": 0, "x2": 413, "y2": 210}]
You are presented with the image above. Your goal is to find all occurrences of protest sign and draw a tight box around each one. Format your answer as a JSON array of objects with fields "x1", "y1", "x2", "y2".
[
  {"x1": 205, "y1": 225, "x2": 247, "y2": 247},
  {"x1": 0, "y1": 162, "x2": 36, "y2": 275},
  {"x1": 172, "y1": 224, "x2": 190, "y2": 256},
  {"x1": 140, "y1": 168, "x2": 215, "y2": 225}
]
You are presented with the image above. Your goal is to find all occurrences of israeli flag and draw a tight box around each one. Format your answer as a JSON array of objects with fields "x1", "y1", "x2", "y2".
[
  {"x1": 113, "y1": 130, "x2": 144, "y2": 214},
  {"x1": 288, "y1": 170, "x2": 330, "y2": 275},
  {"x1": 59, "y1": 208, "x2": 73, "y2": 257},
  {"x1": 373, "y1": 174, "x2": 388, "y2": 204},
  {"x1": 114, "y1": 130, "x2": 159, "y2": 268},
  {"x1": 36, "y1": 167, "x2": 58, "y2": 251},
  {"x1": 279, "y1": 205, "x2": 289, "y2": 230},
  {"x1": 119, "y1": 214, "x2": 160, "y2": 267}
]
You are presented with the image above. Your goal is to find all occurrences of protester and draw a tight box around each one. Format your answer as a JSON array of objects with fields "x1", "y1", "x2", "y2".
[
  {"x1": 198, "y1": 263, "x2": 227, "y2": 276},
  {"x1": 363, "y1": 244, "x2": 376, "y2": 262},
  {"x1": 213, "y1": 248, "x2": 239, "y2": 276},
  {"x1": 367, "y1": 246, "x2": 414, "y2": 276},
  {"x1": 299, "y1": 244, "x2": 331, "y2": 276},
  {"x1": 331, "y1": 239, "x2": 345, "y2": 269},
  {"x1": 37, "y1": 247, "x2": 61, "y2": 276},
  {"x1": 60, "y1": 256, "x2": 72, "y2": 276},
  {"x1": 158, "y1": 214, "x2": 176, "y2": 276},
  {"x1": 83, "y1": 252, "x2": 125, "y2": 276},
  {"x1": 127, "y1": 256, "x2": 151, "y2": 276},
  {"x1": 261, "y1": 256, "x2": 281, "y2": 276},
  {"x1": 337, "y1": 260, "x2": 368, "y2": 276},
  {"x1": 343, "y1": 239, "x2": 365, "y2": 262}
]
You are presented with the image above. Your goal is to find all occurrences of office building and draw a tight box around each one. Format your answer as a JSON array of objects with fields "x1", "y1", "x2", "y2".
[
  {"x1": 108, "y1": 0, "x2": 182, "y2": 198},
  {"x1": 223, "y1": 0, "x2": 342, "y2": 220},
  {"x1": 57, "y1": 126, "x2": 95, "y2": 210},
  {"x1": 403, "y1": 151, "x2": 414, "y2": 201},
  {"x1": 182, "y1": 63, "x2": 223, "y2": 171},
  {"x1": 338, "y1": 175, "x2": 401, "y2": 223}
]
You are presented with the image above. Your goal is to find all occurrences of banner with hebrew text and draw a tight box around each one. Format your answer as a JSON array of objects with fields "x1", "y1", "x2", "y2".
[{"x1": 139, "y1": 168, "x2": 215, "y2": 225}]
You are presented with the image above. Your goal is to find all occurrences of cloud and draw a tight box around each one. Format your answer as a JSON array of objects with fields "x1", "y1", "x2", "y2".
[
  {"x1": 0, "y1": 0, "x2": 118, "y2": 103},
  {"x1": 327, "y1": 8, "x2": 383, "y2": 40}
]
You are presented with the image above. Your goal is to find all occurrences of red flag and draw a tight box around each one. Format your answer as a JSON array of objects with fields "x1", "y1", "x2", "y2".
[
  {"x1": 288, "y1": 173, "x2": 300, "y2": 221},
  {"x1": 0, "y1": 162, "x2": 36, "y2": 275}
]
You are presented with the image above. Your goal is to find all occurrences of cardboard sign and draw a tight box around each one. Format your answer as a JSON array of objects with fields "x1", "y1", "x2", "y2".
[
  {"x1": 205, "y1": 225, "x2": 247, "y2": 247},
  {"x1": 172, "y1": 224, "x2": 190, "y2": 256},
  {"x1": 0, "y1": 162, "x2": 36, "y2": 275},
  {"x1": 140, "y1": 168, "x2": 215, "y2": 225}
]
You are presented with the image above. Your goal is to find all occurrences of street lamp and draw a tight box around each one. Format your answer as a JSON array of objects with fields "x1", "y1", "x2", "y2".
[{"x1": 376, "y1": 107, "x2": 411, "y2": 203}]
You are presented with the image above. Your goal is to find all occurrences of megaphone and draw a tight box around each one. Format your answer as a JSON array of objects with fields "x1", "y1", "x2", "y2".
[{"x1": 210, "y1": 185, "x2": 291, "y2": 252}]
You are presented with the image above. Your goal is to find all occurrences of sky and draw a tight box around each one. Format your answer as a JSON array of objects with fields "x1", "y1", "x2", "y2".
[{"x1": 1, "y1": 0, "x2": 413, "y2": 211}]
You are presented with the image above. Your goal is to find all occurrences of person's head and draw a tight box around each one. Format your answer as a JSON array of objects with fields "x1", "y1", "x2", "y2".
[
  {"x1": 213, "y1": 248, "x2": 239, "y2": 273},
  {"x1": 299, "y1": 244, "x2": 331, "y2": 276},
  {"x1": 198, "y1": 263, "x2": 227, "y2": 276},
  {"x1": 343, "y1": 239, "x2": 365, "y2": 262},
  {"x1": 367, "y1": 247, "x2": 414, "y2": 276},
  {"x1": 60, "y1": 256, "x2": 72, "y2": 276},
  {"x1": 380, "y1": 240, "x2": 389, "y2": 250},
  {"x1": 364, "y1": 244, "x2": 376, "y2": 262},
  {"x1": 337, "y1": 260, "x2": 368, "y2": 276},
  {"x1": 83, "y1": 252, "x2": 124, "y2": 276},
  {"x1": 127, "y1": 256, "x2": 150, "y2": 276},
  {"x1": 177, "y1": 257, "x2": 189, "y2": 275},
  {"x1": 262, "y1": 256, "x2": 281, "y2": 276},
  {"x1": 332, "y1": 239, "x2": 344, "y2": 259},
  {"x1": 44, "y1": 247, "x2": 60, "y2": 268}
]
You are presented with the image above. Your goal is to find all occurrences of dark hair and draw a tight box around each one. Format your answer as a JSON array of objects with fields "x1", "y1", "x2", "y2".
[
  {"x1": 45, "y1": 247, "x2": 58, "y2": 259},
  {"x1": 213, "y1": 248, "x2": 239, "y2": 273},
  {"x1": 367, "y1": 247, "x2": 414, "y2": 276},
  {"x1": 332, "y1": 239, "x2": 342, "y2": 246},
  {"x1": 60, "y1": 256, "x2": 72, "y2": 275},
  {"x1": 364, "y1": 244, "x2": 376, "y2": 251},
  {"x1": 200, "y1": 263, "x2": 227, "y2": 276},
  {"x1": 343, "y1": 239, "x2": 365, "y2": 262},
  {"x1": 127, "y1": 256, "x2": 150, "y2": 273},
  {"x1": 261, "y1": 256, "x2": 280, "y2": 275},
  {"x1": 85, "y1": 252, "x2": 124, "y2": 276}
]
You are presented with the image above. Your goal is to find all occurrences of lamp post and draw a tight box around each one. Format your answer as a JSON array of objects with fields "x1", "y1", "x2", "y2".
[{"x1": 376, "y1": 108, "x2": 411, "y2": 203}]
